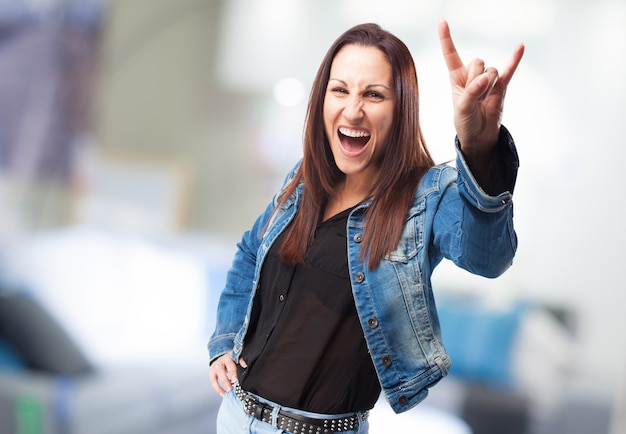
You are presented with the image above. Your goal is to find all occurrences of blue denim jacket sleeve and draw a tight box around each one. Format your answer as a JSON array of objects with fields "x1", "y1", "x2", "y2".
[
  {"x1": 206, "y1": 200, "x2": 272, "y2": 362},
  {"x1": 436, "y1": 125, "x2": 519, "y2": 277}
]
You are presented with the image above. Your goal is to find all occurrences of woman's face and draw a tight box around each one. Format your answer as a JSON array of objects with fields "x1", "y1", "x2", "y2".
[{"x1": 323, "y1": 44, "x2": 395, "y2": 188}]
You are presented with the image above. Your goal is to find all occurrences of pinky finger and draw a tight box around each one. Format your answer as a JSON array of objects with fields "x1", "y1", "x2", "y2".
[{"x1": 499, "y1": 43, "x2": 525, "y2": 87}]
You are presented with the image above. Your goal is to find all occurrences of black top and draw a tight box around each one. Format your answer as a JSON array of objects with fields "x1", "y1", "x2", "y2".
[{"x1": 237, "y1": 207, "x2": 381, "y2": 414}]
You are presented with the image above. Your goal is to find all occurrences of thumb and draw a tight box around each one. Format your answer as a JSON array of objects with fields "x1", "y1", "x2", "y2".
[{"x1": 469, "y1": 72, "x2": 498, "y2": 103}]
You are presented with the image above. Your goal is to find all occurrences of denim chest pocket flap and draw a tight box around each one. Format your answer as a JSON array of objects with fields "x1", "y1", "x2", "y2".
[{"x1": 386, "y1": 199, "x2": 426, "y2": 263}]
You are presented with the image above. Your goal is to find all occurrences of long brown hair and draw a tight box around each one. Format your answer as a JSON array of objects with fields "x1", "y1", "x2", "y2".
[{"x1": 278, "y1": 23, "x2": 434, "y2": 269}]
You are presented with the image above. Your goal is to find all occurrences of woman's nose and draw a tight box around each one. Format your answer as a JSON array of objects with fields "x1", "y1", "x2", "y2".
[{"x1": 342, "y1": 96, "x2": 364, "y2": 121}]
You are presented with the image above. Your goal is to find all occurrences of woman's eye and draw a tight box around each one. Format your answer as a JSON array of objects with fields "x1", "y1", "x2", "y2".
[
  {"x1": 366, "y1": 92, "x2": 383, "y2": 99},
  {"x1": 332, "y1": 87, "x2": 348, "y2": 94}
]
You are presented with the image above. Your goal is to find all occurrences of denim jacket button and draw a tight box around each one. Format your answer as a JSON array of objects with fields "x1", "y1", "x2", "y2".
[
  {"x1": 381, "y1": 355, "x2": 392, "y2": 366},
  {"x1": 397, "y1": 395, "x2": 409, "y2": 406},
  {"x1": 367, "y1": 317, "x2": 378, "y2": 328},
  {"x1": 353, "y1": 233, "x2": 363, "y2": 243},
  {"x1": 354, "y1": 272, "x2": 365, "y2": 283}
]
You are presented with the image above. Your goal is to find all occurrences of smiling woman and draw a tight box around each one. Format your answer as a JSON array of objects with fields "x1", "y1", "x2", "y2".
[
  {"x1": 323, "y1": 45, "x2": 395, "y2": 200},
  {"x1": 280, "y1": 24, "x2": 442, "y2": 270},
  {"x1": 208, "y1": 21, "x2": 523, "y2": 434}
]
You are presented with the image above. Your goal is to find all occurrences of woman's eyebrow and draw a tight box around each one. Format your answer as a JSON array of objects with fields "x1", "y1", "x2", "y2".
[{"x1": 328, "y1": 78, "x2": 391, "y2": 91}]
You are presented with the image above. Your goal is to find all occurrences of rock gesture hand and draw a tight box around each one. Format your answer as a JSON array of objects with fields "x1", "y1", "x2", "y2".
[{"x1": 439, "y1": 20, "x2": 524, "y2": 162}]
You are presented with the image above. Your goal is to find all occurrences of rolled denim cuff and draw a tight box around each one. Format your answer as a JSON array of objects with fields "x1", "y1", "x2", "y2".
[
  {"x1": 207, "y1": 333, "x2": 237, "y2": 362},
  {"x1": 455, "y1": 125, "x2": 519, "y2": 213}
]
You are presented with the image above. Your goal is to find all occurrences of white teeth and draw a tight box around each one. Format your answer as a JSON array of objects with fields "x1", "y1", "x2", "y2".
[{"x1": 339, "y1": 127, "x2": 370, "y2": 138}]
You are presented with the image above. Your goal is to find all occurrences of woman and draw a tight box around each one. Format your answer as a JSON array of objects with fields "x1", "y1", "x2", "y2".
[{"x1": 208, "y1": 20, "x2": 524, "y2": 434}]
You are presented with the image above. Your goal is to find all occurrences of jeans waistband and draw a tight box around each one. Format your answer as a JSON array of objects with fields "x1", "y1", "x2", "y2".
[{"x1": 232, "y1": 382, "x2": 368, "y2": 434}]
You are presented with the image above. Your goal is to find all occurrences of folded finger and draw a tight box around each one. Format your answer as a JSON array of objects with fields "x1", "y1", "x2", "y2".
[
  {"x1": 226, "y1": 361, "x2": 239, "y2": 384},
  {"x1": 467, "y1": 58, "x2": 486, "y2": 84}
]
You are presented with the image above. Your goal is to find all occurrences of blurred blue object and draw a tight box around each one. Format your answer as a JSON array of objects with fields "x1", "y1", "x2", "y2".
[
  {"x1": 0, "y1": 0, "x2": 104, "y2": 182},
  {"x1": 0, "y1": 337, "x2": 24, "y2": 371},
  {"x1": 437, "y1": 296, "x2": 526, "y2": 389}
]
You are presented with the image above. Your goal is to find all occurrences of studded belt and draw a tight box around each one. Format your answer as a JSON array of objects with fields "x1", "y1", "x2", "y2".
[{"x1": 233, "y1": 382, "x2": 368, "y2": 434}]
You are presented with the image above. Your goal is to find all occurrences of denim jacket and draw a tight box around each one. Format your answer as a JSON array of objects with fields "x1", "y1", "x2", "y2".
[{"x1": 208, "y1": 127, "x2": 519, "y2": 414}]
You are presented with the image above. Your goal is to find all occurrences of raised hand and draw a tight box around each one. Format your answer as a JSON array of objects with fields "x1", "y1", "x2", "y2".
[{"x1": 438, "y1": 19, "x2": 524, "y2": 160}]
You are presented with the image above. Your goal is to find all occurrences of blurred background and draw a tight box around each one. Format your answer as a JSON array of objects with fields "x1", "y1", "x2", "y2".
[{"x1": 0, "y1": 0, "x2": 624, "y2": 433}]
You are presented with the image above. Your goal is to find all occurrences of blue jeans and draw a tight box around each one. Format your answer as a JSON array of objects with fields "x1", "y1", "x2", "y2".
[{"x1": 216, "y1": 388, "x2": 369, "y2": 434}]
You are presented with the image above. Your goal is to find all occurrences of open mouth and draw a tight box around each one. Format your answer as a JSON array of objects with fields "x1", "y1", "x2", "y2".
[{"x1": 338, "y1": 127, "x2": 370, "y2": 154}]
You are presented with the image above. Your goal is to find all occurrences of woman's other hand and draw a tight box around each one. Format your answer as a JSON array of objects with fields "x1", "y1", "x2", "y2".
[{"x1": 209, "y1": 353, "x2": 247, "y2": 396}]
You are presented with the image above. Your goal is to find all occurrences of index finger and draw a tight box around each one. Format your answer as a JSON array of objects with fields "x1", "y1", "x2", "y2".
[{"x1": 438, "y1": 19, "x2": 463, "y2": 72}]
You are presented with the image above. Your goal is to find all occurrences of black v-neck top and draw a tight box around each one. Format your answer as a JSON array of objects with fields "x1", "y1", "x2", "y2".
[{"x1": 237, "y1": 207, "x2": 381, "y2": 413}]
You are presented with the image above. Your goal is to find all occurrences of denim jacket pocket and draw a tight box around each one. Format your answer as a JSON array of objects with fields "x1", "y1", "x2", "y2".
[{"x1": 386, "y1": 199, "x2": 425, "y2": 263}]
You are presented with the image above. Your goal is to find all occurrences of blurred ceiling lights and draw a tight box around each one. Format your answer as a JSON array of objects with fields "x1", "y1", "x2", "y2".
[{"x1": 273, "y1": 77, "x2": 307, "y2": 107}]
